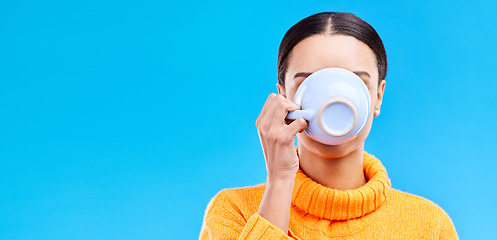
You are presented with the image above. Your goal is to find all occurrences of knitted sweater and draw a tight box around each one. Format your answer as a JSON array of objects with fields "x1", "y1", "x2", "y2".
[{"x1": 200, "y1": 152, "x2": 458, "y2": 239}]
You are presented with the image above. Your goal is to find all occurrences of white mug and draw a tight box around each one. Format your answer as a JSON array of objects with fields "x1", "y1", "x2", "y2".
[{"x1": 286, "y1": 68, "x2": 371, "y2": 145}]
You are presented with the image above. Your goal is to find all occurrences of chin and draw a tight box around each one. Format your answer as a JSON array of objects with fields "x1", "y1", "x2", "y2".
[{"x1": 297, "y1": 126, "x2": 370, "y2": 159}]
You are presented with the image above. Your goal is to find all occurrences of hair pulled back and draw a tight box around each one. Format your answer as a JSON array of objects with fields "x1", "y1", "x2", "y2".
[{"x1": 277, "y1": 12, "x2": 387, "y2": 87}]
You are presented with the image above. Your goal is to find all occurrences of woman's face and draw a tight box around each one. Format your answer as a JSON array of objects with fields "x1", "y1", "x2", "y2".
[{"x1": 277, "y1": 34, "x2": 386, "y2": 158}]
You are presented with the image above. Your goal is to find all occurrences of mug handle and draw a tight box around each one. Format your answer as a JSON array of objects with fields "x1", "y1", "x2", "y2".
[{"x1": 286, "y1": 109, "x2": 315, "y2": 121}]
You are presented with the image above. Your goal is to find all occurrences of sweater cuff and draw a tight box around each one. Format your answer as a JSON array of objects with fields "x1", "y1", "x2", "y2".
[{"x1": 239, "y1": 213, "x2": 299, "y2": 240}]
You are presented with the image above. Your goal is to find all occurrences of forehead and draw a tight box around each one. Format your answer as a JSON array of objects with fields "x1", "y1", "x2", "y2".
[{"x1": 286, "y1": 34, "x2": 378, "y2": 80}]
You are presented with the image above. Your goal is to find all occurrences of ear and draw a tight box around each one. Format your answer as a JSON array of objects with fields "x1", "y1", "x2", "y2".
[
  {"x1": 276, "y1": 82, "x2": 286, "y2": 97},
  {"x1": 374, "y1": 80, "x2": 386, "y2": 117}
]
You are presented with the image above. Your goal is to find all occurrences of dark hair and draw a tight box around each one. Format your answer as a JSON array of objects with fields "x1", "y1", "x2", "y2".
[{"x1": 277, "y1": 12, "x2": 387, "y2": 87}]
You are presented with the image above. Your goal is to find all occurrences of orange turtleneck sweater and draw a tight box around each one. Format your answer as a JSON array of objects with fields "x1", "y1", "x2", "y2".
[{"x1": 199, "y1": 152, "x2": 458, "y2": 239}]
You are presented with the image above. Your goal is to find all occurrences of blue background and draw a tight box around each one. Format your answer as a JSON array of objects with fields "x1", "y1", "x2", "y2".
[{"x1": 1, "y1": 0, "x2": 496, "y2": 239}]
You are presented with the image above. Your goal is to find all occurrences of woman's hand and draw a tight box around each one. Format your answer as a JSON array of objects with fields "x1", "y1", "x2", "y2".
[
  {"x1": 255, "y1": 93, "x2": 308, "y2": 180},
  {"x1": 255, "y1": 93, "x2": 308, "y2": 235}
]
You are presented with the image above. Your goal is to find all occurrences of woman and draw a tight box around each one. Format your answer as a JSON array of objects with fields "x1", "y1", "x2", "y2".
[{"x1": 200, "y1": 12, "x2": 458, "y2": 239}]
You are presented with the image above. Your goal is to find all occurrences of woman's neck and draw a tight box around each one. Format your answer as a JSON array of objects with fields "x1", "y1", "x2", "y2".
[{"x1": 297, "y1": 145, "x2": 367, "y2": 191}]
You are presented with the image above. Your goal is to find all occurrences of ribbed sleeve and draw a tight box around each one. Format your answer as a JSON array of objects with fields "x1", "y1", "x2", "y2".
[
  {"x1": 239, "y1": 213, "x2": 299, "y2": 240},
  {"x1": 200, "y1": 189, "x2": 298, "y2": 240}
]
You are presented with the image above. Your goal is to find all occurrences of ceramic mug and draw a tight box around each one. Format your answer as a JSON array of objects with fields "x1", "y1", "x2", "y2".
[{"x1": 286, "y1": 68, "x2": 371, "y2": 145}]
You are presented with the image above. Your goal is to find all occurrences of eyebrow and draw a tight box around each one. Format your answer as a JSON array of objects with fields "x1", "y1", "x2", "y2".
[{"x1": 293, "y1": 71, "x2": 371, "y2": 79}]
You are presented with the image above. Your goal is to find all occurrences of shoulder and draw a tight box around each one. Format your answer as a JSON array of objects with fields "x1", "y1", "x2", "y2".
[
  {"x1": 203, "y1": 184, "x2": 266, "y2": 221},
  {"x1": 208, "y1": 183, "x2": 266, "y2": 208},
  {"x1": 387, "y1": 188, "x2": 458, "y2": 238},
  {"x1": 389, "y1": 188, "x2": 449, "y2": 216}
]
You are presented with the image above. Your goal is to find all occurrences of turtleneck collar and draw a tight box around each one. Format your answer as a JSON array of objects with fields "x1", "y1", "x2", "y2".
[{"x1": 291, "y1": 151, "x2": 391, "y2": 221}]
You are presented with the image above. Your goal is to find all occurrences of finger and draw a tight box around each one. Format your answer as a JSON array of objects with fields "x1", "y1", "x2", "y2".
[
  {"x1": 258, "y1": 93, "x2": 284, "y2": 135},
  {"x1": 287, "y1": 117, "x2": 308, "y2": 136},
  {"x1": 256, "y1": 93, "x2": 277, "y2": 126},
  {"x1": 272, "y1": 95, "x2": 301, "y2": 125},
  {"x1": 261, "y1": 93, "x2": 285, "y2": 127}
]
